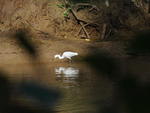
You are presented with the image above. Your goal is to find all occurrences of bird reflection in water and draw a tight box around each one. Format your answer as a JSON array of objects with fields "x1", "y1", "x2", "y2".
[{"x1": 55, "y1": 67, "x2": 79, "y2": 88}]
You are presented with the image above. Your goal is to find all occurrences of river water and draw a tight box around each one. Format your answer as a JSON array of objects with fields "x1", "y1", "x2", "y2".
[
  {"x1": 2, "y1": 62, "x2": 113, "y2": 113},
  {"x1": 52, "y1": 63, "x2": 113, "y2": 113},
  {"x1": 1, "y1": 57, "x2": 150, "y2": 113}
]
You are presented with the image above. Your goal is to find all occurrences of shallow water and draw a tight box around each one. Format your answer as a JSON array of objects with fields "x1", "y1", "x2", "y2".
[
  {"x1": 1, "y1": 62, "x2": 113, "y2": 113},
  {"x1": 53, "y1": 64, "x2": 113, "y2": 113},
  {"x1": 2, "y1": 56, "x2": 150, "y2": 113}
]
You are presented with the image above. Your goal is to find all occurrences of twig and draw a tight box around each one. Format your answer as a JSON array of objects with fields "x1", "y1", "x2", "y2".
[
  {"x1": 105, "y1": 28, "x2": 112, "y2": 39},
  {"x1": 101, "y1": 23, "x2": 107, "y2": 40},
  {"x1": 80, "y1": 22, "x2": 90, "y2": 39},
  {"x1": 89, "y1": 28, "x2": 95, "y2": 35},
  {"x1": 74, "y1": 3, "x2": 99, "y2": 12},
  {"x1": 148, "y1": 0, "x2": 150, "y2": 13},
  {"x1": 77, "y1": 23, "x2": 90, "y2": 35},
  {"x1": 77, "y1": 23, "x2": 100, "y2": 36},
  {"x1": 69, "y1": 9, "x2": 91, "y2": 38},
  {"x1": 64, "y1": 1, "x2": 100, "y2": 39}
]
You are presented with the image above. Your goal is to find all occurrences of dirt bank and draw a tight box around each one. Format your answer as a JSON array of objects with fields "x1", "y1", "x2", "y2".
[
  {"x1": 0, "y1": 0, "x2": 149, "y2": 66},
  {"x1": 0, "y1": 34, "x2": 126, "y2": 65}
]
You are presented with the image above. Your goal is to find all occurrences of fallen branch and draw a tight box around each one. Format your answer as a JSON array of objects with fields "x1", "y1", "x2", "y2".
[
  {"x1": 80, "y1": 22, "x2": 90, "y2": 38},
  {"x1": 74, "y1": 3, "x2": 99, "y2": 12},
  {"x1": 77, "y1": 22, "x2": 100, "y2": 36},
  {"x1": 101, "y1": 23, "x2": 107, "y2": 40},
  {"x1": 148, "y1": 0, "x2": 150, "y2": 13},
  {"x1": 70, "y1": 9, "x2": 90, "y2": 38},
  {"x1": 105, "y1": 28, "x2": 112, "y2": 39},
  {"x1": 64, "y1": 0, "x2": 100, "y2": 39},
  {"x1": 77, "y1": 23, "x2": 91, "y2": 36}
]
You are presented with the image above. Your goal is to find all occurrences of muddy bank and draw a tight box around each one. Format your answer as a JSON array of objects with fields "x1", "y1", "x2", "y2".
[
  {"x1": 0, "y1": 35, "x2": 126, "y2": 65},
  {"x1": 0, "y1": 0, "x2": 149, "y2": 66},
  {"x1": 1, "y1": 0, "x2": 149, "y2": 41}
]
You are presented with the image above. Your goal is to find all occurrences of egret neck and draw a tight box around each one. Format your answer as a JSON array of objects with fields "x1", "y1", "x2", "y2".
[{"x1": 55, "y1": 55, "x2": 64, "y2": 59}]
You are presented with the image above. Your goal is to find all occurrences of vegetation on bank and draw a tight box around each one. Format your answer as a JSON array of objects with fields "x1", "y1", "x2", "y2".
[{"x1": 0, "y1": 0, "x2": 150, "y2": 41}]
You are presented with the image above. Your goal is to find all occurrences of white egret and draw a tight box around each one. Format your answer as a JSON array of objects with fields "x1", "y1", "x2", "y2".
[{"x1": 54, "y1": 51, "x2": 78, "y2": 60}]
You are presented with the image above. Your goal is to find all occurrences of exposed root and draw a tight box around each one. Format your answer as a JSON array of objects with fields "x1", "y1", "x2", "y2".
[{"x1": 74, "y1": 3, "x2": 99, "y2": 12}]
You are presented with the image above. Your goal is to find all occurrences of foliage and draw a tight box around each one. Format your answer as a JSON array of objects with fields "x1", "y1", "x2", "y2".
[
  {"x1": 63, "y1": 8, "x2": 71, "y2": 17},
  {"x1": 57, "y1": 4, "x2": 65, "y2": 9},
  {"x1": 57, "y1": 3, "x2": 72, "y2": 18}
]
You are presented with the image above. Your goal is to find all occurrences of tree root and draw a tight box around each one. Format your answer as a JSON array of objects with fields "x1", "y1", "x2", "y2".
[
  {"x1": 74, "y1": 3, "x2": 99, "y2": 12},
  {"x1": 69, "y1": 7, "x2": 101, "y2": 39}
]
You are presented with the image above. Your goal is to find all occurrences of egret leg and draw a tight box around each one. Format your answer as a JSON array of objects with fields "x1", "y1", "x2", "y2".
[{"x1": 68, "y1": 58, "x2": 72, "y2": 63}]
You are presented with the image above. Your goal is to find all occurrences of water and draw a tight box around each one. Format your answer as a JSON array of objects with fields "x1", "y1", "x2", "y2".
[
  {"x1": 53, "y1": 63, "x2": 113, "y2": 113},
  {"x1": 2, "y1": 56, "x2": 150, "y2": 113},
  {"x1": 2, "y1": 62, "x2": 113, "y2": 113}
]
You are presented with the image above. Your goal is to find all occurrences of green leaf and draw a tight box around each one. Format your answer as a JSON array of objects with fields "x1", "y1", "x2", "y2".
[
  {"x1": 63, "y1": 11, "x2": 68, "y2": 17},
  {"x1": 57, "y1": 4, "x2": 65, "y2": 9},
  {"x1": 67, "y1": 8, "x2": 72, "y2": 11}
]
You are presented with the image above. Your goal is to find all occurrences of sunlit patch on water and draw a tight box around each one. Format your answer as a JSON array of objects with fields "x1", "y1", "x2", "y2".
[
  {"x1": 55, "y1": 67, "x2": 79, "y2": 88},
  {"x1": 55, "y1": 67, "x2": 79, "y2": 77}
]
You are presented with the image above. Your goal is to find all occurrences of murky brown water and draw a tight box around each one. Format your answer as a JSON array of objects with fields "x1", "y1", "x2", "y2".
[
  {"x1": 1, "y1": 62, "x2": 113, "y2": 113},
  {"x1": 1, "y1": 57, "x2": 150, "y2": 113},
  {"x1": 52, "y1": 63, "x2": 113, "y2": 113}
]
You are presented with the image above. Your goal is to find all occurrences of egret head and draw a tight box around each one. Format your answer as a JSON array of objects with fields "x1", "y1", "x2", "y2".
[
  {"x1": 54, "y1": 54, "x2": 60, "y2": 58},
  {"x1": 75, "y1": 52, "x2": 78, "y2": 55}
]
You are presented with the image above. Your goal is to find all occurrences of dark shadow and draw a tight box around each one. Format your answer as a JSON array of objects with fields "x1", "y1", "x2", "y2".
[
  {"x1": 85, "y1": 47, "x2": 150, "y2": 113},
  {"x1": 0, "y1": 28, "x2": 61, "y2": 113},
  {"x1": 0, "y1": 70, "x2": 61, "y2": 113},
  {"x1": 17, "y1": 81, "x2": 60, "y2": 108},
  {"x1": 117, "y1": 75, "x2": 150, "y2": 113},
  {"x1": 100, "y1": 75, "x2": 150, "y2": 113},
  {"x1": 85, "y1": 50, "x2": 121, "y2": 81},
  {"x1": 0, "y1": 71, "x2": 11, "y2": 113},
  {"x1": 126, "y1": 29, "x2": 150, "y2": 56},
  {"x1": 13, "y1": 28, "x2": 48, "y2": 76},
  {"x1": 14, "y1": 29, "x2": 38, "y2": 58}
]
